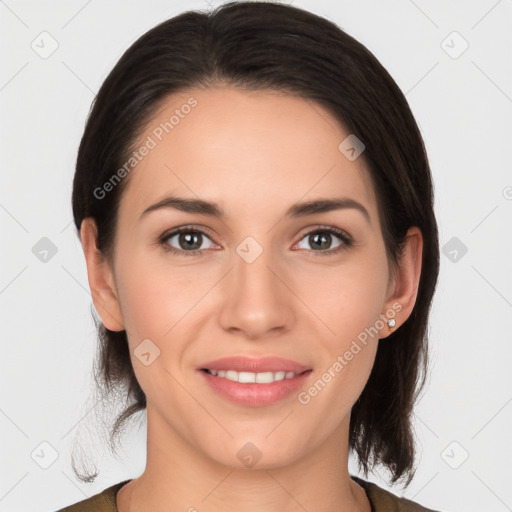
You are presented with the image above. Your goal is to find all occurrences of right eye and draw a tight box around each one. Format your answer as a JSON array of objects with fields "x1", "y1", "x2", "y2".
[{"x1": 159, "y1": 227, "x2": 218, "y2": 256}]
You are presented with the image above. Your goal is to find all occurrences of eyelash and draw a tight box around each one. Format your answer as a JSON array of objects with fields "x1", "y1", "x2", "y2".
[{"x1": 158, "y1": 225, "x2": 353, "y2": 258}]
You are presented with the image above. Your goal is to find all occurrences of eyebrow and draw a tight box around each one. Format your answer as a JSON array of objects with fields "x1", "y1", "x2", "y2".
[{"x1": 139, "y1": 195, "x2": 371, "y2": 224}]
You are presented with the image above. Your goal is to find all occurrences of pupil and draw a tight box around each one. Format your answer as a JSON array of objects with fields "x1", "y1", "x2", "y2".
[
  {"x1": 311, "y1": 232, "x2": 330, "y2": 250},
  {"x1": 180, "y1": 232, "x2": 201, "y2": 250}
]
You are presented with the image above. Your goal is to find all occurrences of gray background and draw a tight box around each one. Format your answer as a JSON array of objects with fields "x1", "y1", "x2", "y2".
[{"x1": 1, "y1": 1, "x2": 511, "y2": 511}]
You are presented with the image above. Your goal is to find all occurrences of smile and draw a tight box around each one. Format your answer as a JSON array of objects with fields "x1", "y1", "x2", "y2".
[{"x1": 202, "y1": 369, "x2": 301, "y2": 383}]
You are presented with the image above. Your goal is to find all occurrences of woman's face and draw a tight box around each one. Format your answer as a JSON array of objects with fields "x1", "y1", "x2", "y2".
[{"x1": 85, "y1": 86, "x2": 419, "y2": 470}]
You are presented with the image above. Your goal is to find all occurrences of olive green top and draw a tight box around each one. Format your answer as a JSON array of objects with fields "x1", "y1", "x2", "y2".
[{"x1": 55, "y1": 476, "x2": 441, "y2": 511}]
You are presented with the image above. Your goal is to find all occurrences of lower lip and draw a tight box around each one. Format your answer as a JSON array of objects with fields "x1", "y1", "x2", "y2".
[{"x1": 198, "y1": 370, "x2": 312, "y2": 407}]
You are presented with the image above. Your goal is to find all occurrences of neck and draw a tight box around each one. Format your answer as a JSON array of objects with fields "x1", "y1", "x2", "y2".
[{"x1": 117, "y1": 404, "x2": 371, "y2": 512}]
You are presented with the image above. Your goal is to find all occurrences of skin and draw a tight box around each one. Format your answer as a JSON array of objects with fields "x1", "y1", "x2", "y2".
[{"x1": 81, "y1": 86, "x2": 422, "y2": 512}]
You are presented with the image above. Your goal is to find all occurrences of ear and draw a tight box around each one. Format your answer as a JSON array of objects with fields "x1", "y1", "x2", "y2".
[
  {"x1": 380, "y1": 226, "x2": 423, "y2": 338},
  {"x1": 80, "y1": 217, "x2": 125, "y2": 332}
]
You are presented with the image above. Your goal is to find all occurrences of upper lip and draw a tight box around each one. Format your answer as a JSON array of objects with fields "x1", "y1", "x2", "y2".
[{"x1": 199, "y1": 356, "x2": 312, "y2": 374}]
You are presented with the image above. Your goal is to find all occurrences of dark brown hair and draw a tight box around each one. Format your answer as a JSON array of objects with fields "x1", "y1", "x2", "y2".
[{"x1": 71, "y1": 0, "x2": 439, "y2": 487}]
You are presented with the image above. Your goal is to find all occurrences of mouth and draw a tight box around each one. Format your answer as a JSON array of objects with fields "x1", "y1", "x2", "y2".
[
  {"x1": 200, "y1": 368, "x2": 311, "y2": 384},
  {"x1": 197, "y1": 356, "x2": 313, "y2": 407}
]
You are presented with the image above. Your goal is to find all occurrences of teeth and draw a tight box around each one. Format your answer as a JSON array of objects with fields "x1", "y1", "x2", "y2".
[{"x1": 206, "y1": 369, "x2": 299, "y2": 383}]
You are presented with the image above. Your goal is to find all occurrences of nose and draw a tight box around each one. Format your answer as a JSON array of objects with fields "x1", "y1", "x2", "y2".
[{"x1": 218, "y1": 245, "x2": 296, "y2": 340}]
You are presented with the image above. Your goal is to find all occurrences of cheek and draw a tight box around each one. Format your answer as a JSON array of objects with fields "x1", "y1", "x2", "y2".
[
  {"x1": 294, "y1": 253, "x2": 389, "y2": 338},
  {"x1": 113, "y1": 248, "x2": 202, "y2": 340},
  {"x1": 294, "y1": 252, "x2": 387, "y2": 403}
]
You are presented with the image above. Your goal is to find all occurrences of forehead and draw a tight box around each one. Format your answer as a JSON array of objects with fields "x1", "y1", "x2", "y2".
[{"x1": 120, "y1": 86, "x2": 378, "y2": 222}]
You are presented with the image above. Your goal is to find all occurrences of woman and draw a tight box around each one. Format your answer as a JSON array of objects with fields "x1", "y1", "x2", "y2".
[{"x1": 58, "y1": 1, "x2": 441, "y2": 511}]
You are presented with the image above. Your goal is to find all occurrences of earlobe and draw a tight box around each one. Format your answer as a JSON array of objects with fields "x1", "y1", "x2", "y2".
[
  {"x1": 80, "y1": 218, "x2": 125, "y2": 332},
  {"x1": 381, "y1": 226, "x2": 423, "y2": 337}
]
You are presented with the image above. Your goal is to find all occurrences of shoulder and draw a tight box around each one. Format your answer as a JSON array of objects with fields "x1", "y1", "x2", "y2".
[
  {"x1": 54, "y1": 480, "x2": 130, "y2": 512},
  {"x1": 352, "y1": 476, "x2": 442, "y2": 512}
]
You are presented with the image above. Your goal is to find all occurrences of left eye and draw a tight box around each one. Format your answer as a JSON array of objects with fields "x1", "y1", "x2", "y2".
[{"x1": 295, "y1": 229, "x2": 348, "y2": 252}]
